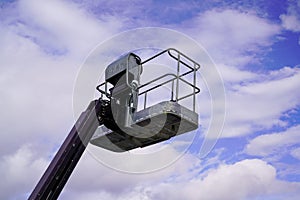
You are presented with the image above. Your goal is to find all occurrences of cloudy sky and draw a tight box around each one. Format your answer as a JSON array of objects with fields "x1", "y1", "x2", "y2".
[{"x1": 1, "y1": 0, "x2": 300, "y2": 199}]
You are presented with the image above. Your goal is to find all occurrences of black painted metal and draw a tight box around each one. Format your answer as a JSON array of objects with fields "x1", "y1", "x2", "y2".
[{"x1": 28, "y1": 100, "x2": 103, "y2": 200}]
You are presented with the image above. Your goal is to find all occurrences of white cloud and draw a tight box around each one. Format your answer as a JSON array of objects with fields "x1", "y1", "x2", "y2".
[
  {"x1": 0, "y1": 2, "x2": 125, "y2": 198},
  {"x1": 216, "y1": 63, "x2": 258, "y2": 83},
  {"x1": 62, "y1": 146, "x2": 201, "y2": 192},
  {"x1": 51, "y1": 147, "x2": 206, "y2": 200},
  {"x1": 245, "y1": 125, "x2": 300, "y2": 157},
  {"x1": 221, "y1": 67, "x2": 300, "y2": 137},
  {"x1": 174, "y1": 8, "x2": 297, "y2": 140},
  {"x1": 175, "y1": 8, "x2": 298, "y2": 139},
  {"x1": 191, "y1": 66, "x2": 300, "y2": 139},
  {"x1": 43, "y1": 155, "x2": 300, "y2": 200},
  {"x1": 280, "y1": 0, "x2": 300, "y2": 32},
  {"x1": 0, "y1": 145, "x2": 48, "y2": 200},
  {"x1": 280, "y1": 14, "x2": 300, "y2": 32},
  {"x1": 150, "y1": 159, "x2": 300, "y2": 200},
  {"x1": 291, "y1": 147, "x2": 300, "y2": 160},
  {"x1": 16, "y1": 0, "x2": 121, "y2": 58},
  {"x1": 0, "y1": 0, "x2": 125, "y2": 155},
  {"x1": 1, "y1": 1, "x2": 300, "y2": 200},
  {"x1": 184, "y1": 9, "x2": 281, "y2": 66},
  {"x1": 65, "y1": 159, "x2": 300, "y2": 200},
  {"x1": 0, "y1": 23, "x2": 78, "y2": 154}
]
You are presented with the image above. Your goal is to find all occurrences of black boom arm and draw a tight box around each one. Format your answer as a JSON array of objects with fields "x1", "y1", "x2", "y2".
[{"x1": 28, "y1": 100, "x2": 103, "y2": 200}]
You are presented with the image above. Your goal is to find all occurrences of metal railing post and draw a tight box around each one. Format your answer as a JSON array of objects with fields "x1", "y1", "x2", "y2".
[
  {"x1": 193, "y1": 63, "x2": 196, "y2": 112},
  {"x1": 171, "y1": 80, "x2": 174, "y2": 101},
  {"x1": 144, "y1": 92, "x2": 147, "y2": 109},
  {"x1": 176, "y1": 54, "x2": 180, "y2": 101}
]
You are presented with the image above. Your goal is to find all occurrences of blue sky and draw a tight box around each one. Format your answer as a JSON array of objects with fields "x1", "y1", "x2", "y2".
[{"x1": 0, "y1": 0, "x2": 300, "y2": 199}]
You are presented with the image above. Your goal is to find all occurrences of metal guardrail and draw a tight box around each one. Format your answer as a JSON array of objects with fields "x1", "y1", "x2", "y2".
[
  {"x1": 96, "y1": 48, "x2": 200, "y2": 112},
  {"x1": 138, "y1": 48, "x2": 200, "y2": 111}
]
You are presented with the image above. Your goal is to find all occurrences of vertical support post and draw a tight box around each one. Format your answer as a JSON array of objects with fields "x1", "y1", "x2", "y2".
[
  {"x1": 144, "y1": 92, "x2": 147, "y2": 109},
  {"x1": 176, "y1": 54, "x2": 180, "y2": 101},
  {"x1": 126, "y1": 56, "x2": 130, "y2": 88},
  {"x1": 171, "y1": 80, "x2": 174, "y2": 101},
  {"x1": 193, "y1": 63, "x2": 196, "y2": 112}
]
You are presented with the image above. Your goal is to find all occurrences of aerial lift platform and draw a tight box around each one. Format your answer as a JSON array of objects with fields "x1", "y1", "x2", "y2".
[{"x1": 28, "y1": 48, "x2": 200, "y2": 200}]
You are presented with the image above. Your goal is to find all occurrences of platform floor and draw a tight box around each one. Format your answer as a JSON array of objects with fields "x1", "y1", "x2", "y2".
[{"x1": 90, "y1": 101, "x2": 198, "y2": 152}]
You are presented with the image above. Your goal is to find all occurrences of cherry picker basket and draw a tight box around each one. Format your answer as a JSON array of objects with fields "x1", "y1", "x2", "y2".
[{"x1": 90, "y1": 48, "x2": 200, "y2": 152}]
